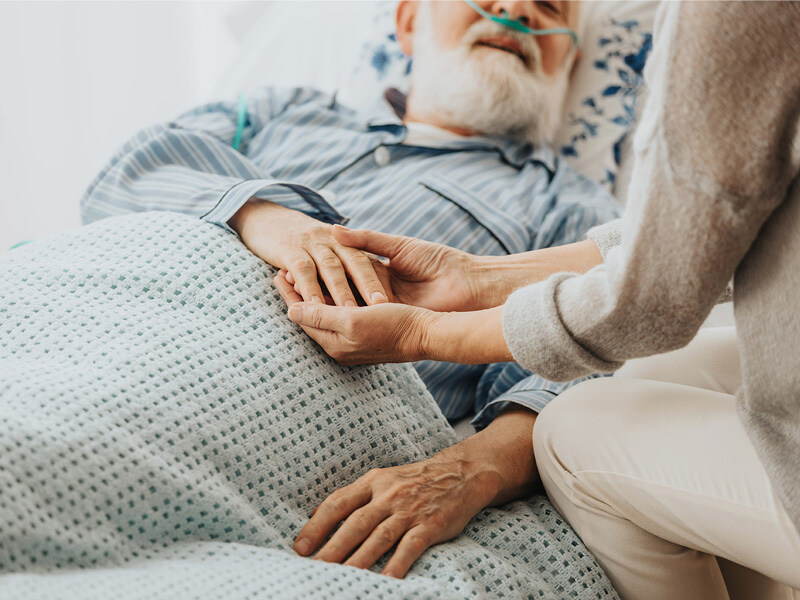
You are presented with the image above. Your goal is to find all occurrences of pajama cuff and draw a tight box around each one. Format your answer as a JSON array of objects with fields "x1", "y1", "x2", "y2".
[
  {"x1": 201, "y1": 178, "x2": 348, "y2": 234},
  {"x1": 470, "y1": 390, "x2": 556, "y2": 430}
]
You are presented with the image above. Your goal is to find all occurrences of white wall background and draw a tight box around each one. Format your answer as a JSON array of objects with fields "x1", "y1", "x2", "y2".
[
  {"x1": 0, "y1": 1, "x2": 239, "y2": 249},
  {"x1": 0, "y1": 1, "x2": 385, "y2": 250}
]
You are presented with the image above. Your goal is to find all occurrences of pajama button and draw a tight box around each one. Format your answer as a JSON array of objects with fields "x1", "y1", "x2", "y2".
[{"x1": 374, "y1": 146, "x2": 390, "y2": 166}]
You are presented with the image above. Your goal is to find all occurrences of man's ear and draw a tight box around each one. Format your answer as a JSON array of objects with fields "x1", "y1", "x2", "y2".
[{"x1": 395, "y1": 1, "x2": 419, "y2": 56}]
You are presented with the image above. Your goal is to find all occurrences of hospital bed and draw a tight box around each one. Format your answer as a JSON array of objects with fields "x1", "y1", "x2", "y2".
[{"x1": 0, "y1": 2, "x2": 734, "y2": 598}]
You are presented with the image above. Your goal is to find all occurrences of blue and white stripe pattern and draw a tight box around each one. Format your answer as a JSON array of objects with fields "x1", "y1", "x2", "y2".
[{"x1": 81, "y1": 86, "x2": 620, "y2": 428}]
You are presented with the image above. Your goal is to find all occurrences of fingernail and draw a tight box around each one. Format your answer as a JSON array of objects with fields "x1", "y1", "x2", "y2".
[
  {"x1": 288, "y1": 306, "x2": 302, "y2": 321},
  {"x1": 311, "y1": 296, "x2": 323, "y2": 304},
  {"x1": 334, "y1": 225, "x2": 350, "y2": 232},
  {"x1": 345, "y1": 300, "x2": 356, "y2": 307},
  {"x1": 371, "y1": 291, "x2": 387, "y2": 303},
  {"x1": 382, "y1": 570, "x2": 398, "y2": 578},
  {"x1": 295, "y1": 538, "x2": 312, "y2": 556}
]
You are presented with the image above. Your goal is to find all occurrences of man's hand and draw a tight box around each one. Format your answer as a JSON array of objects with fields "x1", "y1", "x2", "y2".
[
  {"x1": 293, "y1": 408, "x2": 539, "y2": 578},
  {"x1": 228, "y1": 201, "x2": 392, "y2": 307}
]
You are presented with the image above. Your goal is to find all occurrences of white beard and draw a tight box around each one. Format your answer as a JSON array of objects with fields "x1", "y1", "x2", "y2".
[{"x1": 408, "y1": 4, "x2": 571, "y2": 145}]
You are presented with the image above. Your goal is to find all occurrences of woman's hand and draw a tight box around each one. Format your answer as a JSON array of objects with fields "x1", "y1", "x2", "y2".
[
  {"x1": 275, "y1": 271, "x2": 513, "y2": 366},
  {"x1": 228, "y1": 201, "x2": 393, "y2": 307},
  {"x1": 293, "y1": 408, "x2": 539, "y2": 578},
  {"x1": 275, "y1": 271, "x2": 435, "y2": 364},
  {"x1": 329, "y1": 226, "x2": 485, "y2": 312},
  {"x1": 326, "y1": 226, "x2": 606, "y2": 312}
]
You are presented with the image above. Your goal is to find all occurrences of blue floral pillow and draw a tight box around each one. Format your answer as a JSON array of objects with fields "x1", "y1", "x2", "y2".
[{"x1": 340, "y1": 1, "x2": 657, "y2": 195}]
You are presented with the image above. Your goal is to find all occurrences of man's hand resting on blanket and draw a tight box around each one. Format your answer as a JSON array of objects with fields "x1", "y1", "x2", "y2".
[
  {"x1": 228, "y1": 200, "x2": 393, "y2": 307},
  {"x1": 293, "y1": 407, "x2": 539, "y2": 578}
]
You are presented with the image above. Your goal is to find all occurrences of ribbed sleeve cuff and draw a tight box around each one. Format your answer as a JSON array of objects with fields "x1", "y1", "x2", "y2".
[
  {"x1": 502, "y1": 274, "x2": 623, "y2": 381},
  {"x1": 585, "y1": 218, "x2": 622, "y2": 260}
]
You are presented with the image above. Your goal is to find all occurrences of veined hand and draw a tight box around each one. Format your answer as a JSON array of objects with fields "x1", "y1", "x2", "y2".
[
  {"x1": 275, "y1": 270, "x2": 512, "y2": 366},
  {"x1": 229, "y1": 201, "x2": 393, "y2": 307}
]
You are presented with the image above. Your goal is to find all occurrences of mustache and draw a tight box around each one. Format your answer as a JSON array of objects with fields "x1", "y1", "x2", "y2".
[{"x1": 460, "y1": 18, "x2": 543, "y2": 72}]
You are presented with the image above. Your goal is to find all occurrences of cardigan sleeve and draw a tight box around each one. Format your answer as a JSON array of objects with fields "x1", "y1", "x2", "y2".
[{"x1": 502, "y1": 1, "x2": 800, "y2": 381}]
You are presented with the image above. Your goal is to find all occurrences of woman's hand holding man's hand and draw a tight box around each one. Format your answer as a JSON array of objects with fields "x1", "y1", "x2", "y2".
[
  {"x1": 328, "y1": 226, "x2": 490, "y2": 312},
  {"x1": 275, "y1": 270, "x2": 512, "y2": 366},
  {"x1": 229, "y1": 201, "x2": 393, "y2": 308},
  {"x1": 274, "y1": 225, "x2": 514, "y2": 365}
]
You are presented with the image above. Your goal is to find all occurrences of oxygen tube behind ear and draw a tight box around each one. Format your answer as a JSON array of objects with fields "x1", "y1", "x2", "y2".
[{"x1": 463, "y1": 0, "x2": 579, "y2": 47}]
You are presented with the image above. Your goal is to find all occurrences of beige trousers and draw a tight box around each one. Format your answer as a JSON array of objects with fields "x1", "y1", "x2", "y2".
[{"x1": 533, "y1": 326, "x2": 800, "y2": 600}]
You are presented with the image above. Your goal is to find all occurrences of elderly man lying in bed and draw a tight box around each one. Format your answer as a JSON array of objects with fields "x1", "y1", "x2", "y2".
[{"x1": 82, "y1": 0, "x2": 618, "y2": 577}]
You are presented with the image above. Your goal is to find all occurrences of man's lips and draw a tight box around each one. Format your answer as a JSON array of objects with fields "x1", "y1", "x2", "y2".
[{"x1": 475, "y1": 36, "x2": 528, "y2": 64}]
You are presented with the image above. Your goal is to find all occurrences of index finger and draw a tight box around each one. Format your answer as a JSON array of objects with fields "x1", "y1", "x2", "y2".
[
  {"x1": 332, "y1": 226, "x2": 411, "y2": 260},
  {"x1": 336, "y1": 248, "x2": 390, "y2": 305},
  {"x1": 294, "y1": 482, "x2": 372, "y2": 557}
]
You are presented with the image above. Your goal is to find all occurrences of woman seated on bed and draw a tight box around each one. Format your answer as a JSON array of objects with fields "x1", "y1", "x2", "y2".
[{"x1": 280, "y1": 2, "x2": 800, "y2": 599}]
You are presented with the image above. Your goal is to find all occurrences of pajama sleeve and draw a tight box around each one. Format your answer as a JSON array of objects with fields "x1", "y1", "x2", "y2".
[{"x1": 80, "y1": 87, "x2": 346, "y2": 233}]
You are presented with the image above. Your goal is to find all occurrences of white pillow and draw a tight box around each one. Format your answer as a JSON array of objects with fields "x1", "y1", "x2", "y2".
[{"x1": 339, "y1": 1, "x2": 658, "y2": 193}]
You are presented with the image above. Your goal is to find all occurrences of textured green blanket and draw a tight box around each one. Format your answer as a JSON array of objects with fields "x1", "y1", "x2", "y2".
[{"x1": 0, "y1": 213, "x2": 617, "y2": 599}]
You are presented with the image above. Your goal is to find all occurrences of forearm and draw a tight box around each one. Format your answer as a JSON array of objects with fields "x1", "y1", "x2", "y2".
[
  {"x1": 421, "y1": 305, "x2": 511, "y2": 364},
  {"x1": 227, "y1": 198, "x2": 290, "y2": 237},
  {"x1": 472, "y1": 240, "x2": 603, "y2": 309},
  {"x1": 435, "y1": 407, "x2": 539, "y2": 506}
]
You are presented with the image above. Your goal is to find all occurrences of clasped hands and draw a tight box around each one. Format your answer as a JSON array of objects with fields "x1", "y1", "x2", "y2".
[{"x1": 228, "y1": 200, "x2": 591, "y2": 578}]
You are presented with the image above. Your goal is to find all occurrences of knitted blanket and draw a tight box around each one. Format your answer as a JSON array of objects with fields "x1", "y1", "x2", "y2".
[{"x1": 0, "y1": 213, "x2": 617, "y2": 600}]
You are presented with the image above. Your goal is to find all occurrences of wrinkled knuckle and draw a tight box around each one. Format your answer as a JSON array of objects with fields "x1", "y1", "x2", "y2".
[
  {"x1": 428, "y1": 514, "x2": 448, "y2": 531},
  {"x1": 407, "y1": 531, "x2": 430, "y2": 551},
  {"x1": 291, "y1": 255, "x2": 315, "y2": 273},
  {"x1": 324, "y1": 494, "x2": 346, "y2": 514},
  {"x1": 319, "y1": 252, "x2": 342, "y2": 270},
  {"x1": 364, "y1": 468, "x2": 382, "y2": 481},
  {"x1": 310, "y1": 310, "x2": 327, "y2": 331},
  {"x1": 375, "y1": 525, "x2": 398, "y2": 546},
  {"x1": 350, "y1": 510, "x2": 373, "y2": 530},
  {"x1": 347, "y1": 250, "x2": 372, "y2": 266}
]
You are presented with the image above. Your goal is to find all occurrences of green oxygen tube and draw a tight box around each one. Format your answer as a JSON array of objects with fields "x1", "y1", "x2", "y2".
[
  {"x1": 463, "y1": 0, "x2": 579, "y2": 47},
  {"x1": 232, "y1": 92, "x2": 247, "y2": 152}
]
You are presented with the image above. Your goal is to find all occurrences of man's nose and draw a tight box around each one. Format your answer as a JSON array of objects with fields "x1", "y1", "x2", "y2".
[{"x1": 488, "y1": 1, "x2": 537, "y2": 27}]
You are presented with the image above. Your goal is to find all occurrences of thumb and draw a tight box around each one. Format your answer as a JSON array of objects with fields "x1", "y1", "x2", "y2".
[
  {"x1": 287, "y1": 301, "x2": 345, "y2": 332},
  {"x1": 332, "y1": 225, "x2": 409, "y2": 260}
]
